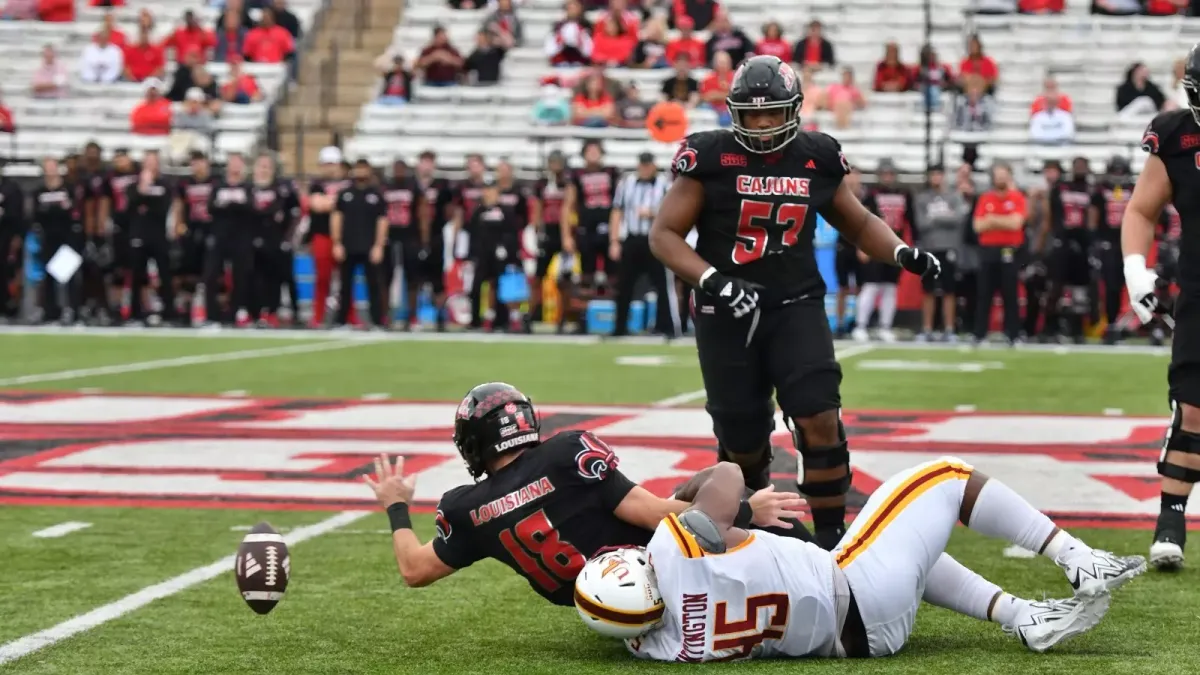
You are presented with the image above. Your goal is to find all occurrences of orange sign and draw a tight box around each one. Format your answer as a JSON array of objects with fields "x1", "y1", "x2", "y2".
[{"x1": 646, "y1": 101, "x2": 688, "y2": 143}]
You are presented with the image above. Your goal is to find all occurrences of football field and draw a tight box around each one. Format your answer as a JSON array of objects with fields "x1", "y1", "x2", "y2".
[{"x1": 0, "y1": 329, "x2": 1195, "y2": 674}]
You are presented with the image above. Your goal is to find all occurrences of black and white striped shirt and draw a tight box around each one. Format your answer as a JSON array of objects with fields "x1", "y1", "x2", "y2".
[{"x1": 613, "y1": 171, "x2": 671, "y2": 240}]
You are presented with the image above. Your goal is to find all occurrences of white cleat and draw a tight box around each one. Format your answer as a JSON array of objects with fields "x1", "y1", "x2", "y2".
[
  {"x1": 1055, "y1": 546, "x2": 1147, "y2": 599},
  {"x1": 1004, "y1": 596, "x2": 1111, "y2": 653},
  {"x1": 877, "y1": 328, "x2": 897, "y2": 343},
  {"x1": 1149, "y1": 540, "x2": 1185, "y2": 572},
  {"x1": 851, "y1": 327, "x2": 870, "y2": 343}
]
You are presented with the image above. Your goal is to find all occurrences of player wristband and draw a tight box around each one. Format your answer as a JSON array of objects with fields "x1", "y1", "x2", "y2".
[
  {"x1": 893, "y1": 243, "x2": 907, "y2": 265},
  {"x1": 734, "y1": 499, "x2": 753, "y2": 529},
  {"x1": 1123, "y1": 254, "x2": 1147, "y2": 274},
  {"x1": 387, "y1": 502, "x2": 412, "y2": 532},
  {"x1": 698, "y1": 266, "x2": 718, "y2": 289}
]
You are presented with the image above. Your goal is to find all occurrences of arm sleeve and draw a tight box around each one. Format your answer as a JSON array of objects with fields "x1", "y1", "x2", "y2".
[{"x1": 430, "y1": 491, "x2": 484, "y2": 570}]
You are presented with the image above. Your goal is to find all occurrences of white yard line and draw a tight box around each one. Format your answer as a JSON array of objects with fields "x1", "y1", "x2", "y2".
[
  {"x1": 31, "y1": 522, "x2": 92, "y2": 539},
  {"x1": 650, "y1": 344, "x2": 876, "y2": 409},
  {"x1": 0, "y1": 510, "x2": 370, "y2": 666},
  {"x1": 0, "y1": 340, "x2": 371, "y2": 387}
]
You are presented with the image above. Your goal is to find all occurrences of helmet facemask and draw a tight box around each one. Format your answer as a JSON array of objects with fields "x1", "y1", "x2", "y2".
[
  {"x1": 1184, "y1": 75, "x2": 1200, "y2": 127},
  {"x1": 728, "y1": 96, "x2": 801, "y2": 153}
]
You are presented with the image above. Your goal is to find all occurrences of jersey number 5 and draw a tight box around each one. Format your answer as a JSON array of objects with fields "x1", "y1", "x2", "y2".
[
  {"x1": 733, "y1": 200, "x2": 809, "y2": 265},
  {"x1": 498, "y1": 509, "x2": 585, "y2": 593},
  {"x1": 712, "y1": 593, "x2": 790, "y2": 661}
]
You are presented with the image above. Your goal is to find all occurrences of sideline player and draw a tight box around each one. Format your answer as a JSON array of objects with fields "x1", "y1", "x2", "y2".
[
  {"x1": 1089, "y1": 156, "x2": 1134, "y2": 344},
  {"x1": 361, "y1": 382, "x2": 805, "y2": 605},
  {"x1": 1122, "y1": 43, "x2": 1200, "y2": 571},
  {"x1": 576, "y1": 460, "x2": 1145, "y2": 660},
  {"x1": 649, "y1": 55, "x2": 941, "y2": 549},
  {"x1": 1040, "y1": 157, "x2": 1093, "y2": 343}
]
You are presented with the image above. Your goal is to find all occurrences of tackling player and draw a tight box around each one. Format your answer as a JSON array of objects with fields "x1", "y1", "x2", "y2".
[
  {"x1": 361, "y1": 382, "x2": 805, "y2": 606},
  {"x1": 648, "y1": 55, "x2": 941, "y2": 549},
  {"x1": 1122, "y1": 42, "x2": 1200, "y2": 571},
  {"x1": 577, "y1": 460, "x2": 1145, "y2": 660}
]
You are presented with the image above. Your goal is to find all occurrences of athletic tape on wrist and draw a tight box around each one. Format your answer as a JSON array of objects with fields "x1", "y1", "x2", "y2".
[{"x1": 387, "y1": 502, "x2": 412, "y2": 532}]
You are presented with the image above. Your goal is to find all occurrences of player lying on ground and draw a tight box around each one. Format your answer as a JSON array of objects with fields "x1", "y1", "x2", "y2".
[
  {"x1": 361, "y1": 382, "x2": 805, "y2": 606},
  {"x1": 574, "y1": 459, "x2": 1146, "y2": 660}
]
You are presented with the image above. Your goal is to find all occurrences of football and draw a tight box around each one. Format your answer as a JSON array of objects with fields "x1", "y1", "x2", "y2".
[{"x1": 234, "y1": 522, "x2": 290, "y2": 615}]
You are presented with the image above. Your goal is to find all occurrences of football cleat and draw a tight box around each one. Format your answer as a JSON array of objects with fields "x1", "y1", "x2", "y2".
[
  {"x1": 1055, "y1": 546, "x2": 1146, "y2": 599},
  {"x1": 1003, "y1": 596, "x2": 1110, "y2": 653},
  {"x1": 1150, "y1": 514, "x2": 1186, "y2": 571}
]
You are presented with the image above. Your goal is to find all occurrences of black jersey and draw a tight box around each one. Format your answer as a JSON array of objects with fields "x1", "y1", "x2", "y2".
[
  {"x1": 454, "y1": 177, "x2": 487, "y2": 222},
  {"x1": 176, "y1": 175, "x2": 215, "y2": 229},
  {"x1": 534, "y1": 173, "x2": 569, "y2": 226},
  {"x1": 126, "y1": 177, "x2": 173, "y2": 239},
  {"x1": 382, "y1": 176, "x2": 422, "y2": 240},
  {"x1": 0, "y1": 178, "x2": 25, "y2": 234},
  {"x1": 497, "y1": 182, "x2": 531, "y2": 229},
  {"x1": 466, "y1": 202, "x2": 521, "y2": 253},
  {"x1": 209, "y1": 179, "x2": 256, "y2": 239},
  {"x1": 432, "y1": 430, "x2": 646, "y2": 606},
  {"x1": 863, "y1": 184, "x2": 915, "y2": 242},
  {"x1": 570, "y1": 166, "x2": 618, "y2": 228},
  {"x1": 252, "y1": 180, "x2": 293, "y2": 238},
  {"x1": 673, "y1": 128, "x2": 849, "y2": 303},
  {"x1": 1144, "y1": 109, "x2": 1200, "y2": 290},
  {"x1": 419, "y1": 176, "x2": 454, "y2": 242},
  {"x1": 1049, "y1": 178, "x2": 1091, "y2": 241},
  {"x1": 101, "y1": 169, "x2": 139, "y2": 226},
  {"x1": 32, "y1": 183, "x2": 78, "y2": 236},
  {"x1": 307, "y1": 178, "x2": 351, "y2": 237},
  {"x1": 1090, "y1": 179, "x2": 1134, "y2": 243}
]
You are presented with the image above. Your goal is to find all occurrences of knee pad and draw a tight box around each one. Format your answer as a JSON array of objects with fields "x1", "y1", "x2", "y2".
[
  {"x1": 1159, "y1": 403, "x2": 1200, "y2": 483},
  {"x1": 790, "y1": 417, "x2": 853, "y2": 498},
  {"x1": 712, "y1": 409, "x2": 775, "y2": 490}
]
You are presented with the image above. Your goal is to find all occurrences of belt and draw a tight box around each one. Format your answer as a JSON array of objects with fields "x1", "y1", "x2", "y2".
[{"x1": 840, "y1": 588, "x2": 869, "y2": 658}]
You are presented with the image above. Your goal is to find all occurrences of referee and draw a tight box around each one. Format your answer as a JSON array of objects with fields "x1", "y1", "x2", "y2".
[{"x1": 609, "y1": 152, "x2": 674, "y2": 337}]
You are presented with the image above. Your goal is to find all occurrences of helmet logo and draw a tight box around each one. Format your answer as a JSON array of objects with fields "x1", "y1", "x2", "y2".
[
  {"x1": 778, "y1": 61, "x2": 797, "y2": 92},
  {"x1": 504, "y1": 402, "x2": 518, "y2": 414},
  {"x1": 455, "y1": 397, "x2": 472, "y2": 419},
  {"x1": 600, "y1": 557, "x2": 631, "y2": 580}
]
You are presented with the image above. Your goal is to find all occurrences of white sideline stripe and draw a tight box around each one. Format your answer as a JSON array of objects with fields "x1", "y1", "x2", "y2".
[
  {"x1": 0, "y1": 340, "x2": 370, "y2": 387},
  {"x1": 649, "y1": 344, "x2": 876, "y2": 409},
  {"x1": 31, "y1": 522, "x2": 92, "y2": 539},
  {"x1": 0, "y1": 510, "x2": 370, "y2": 666}
]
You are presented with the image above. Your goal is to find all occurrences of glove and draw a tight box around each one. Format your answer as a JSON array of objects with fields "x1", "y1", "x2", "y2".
[
  {"x1": 699, "y1": 268, "x2": 761, "y2": 319},
  {"x1": 895, "y1": 245, "x2": 941, "y2": 279},
  {"x1": 1124, "y1": 254, "x2": 1160, "y2": 324}
]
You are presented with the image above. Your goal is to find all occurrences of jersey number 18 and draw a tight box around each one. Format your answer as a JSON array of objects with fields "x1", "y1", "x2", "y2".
[
  {"x1": 498, "y1": 509, "x2": 585, "y2": 592},
  {"x1": 733, "y1": 200, "x2": 809, "y2": 265}
]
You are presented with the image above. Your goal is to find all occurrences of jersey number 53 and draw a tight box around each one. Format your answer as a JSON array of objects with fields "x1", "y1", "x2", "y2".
[{"x1": 733, "y1": 200, "x2": 809, "y2": 265}]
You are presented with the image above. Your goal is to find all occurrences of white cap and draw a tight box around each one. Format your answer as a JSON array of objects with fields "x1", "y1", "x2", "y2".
[
  {"x1": 185, "y1": 87, "x2": 206, "y2": 102},
  {"x1": 318, "y1": 146, "x2": 343, "y2": 165},
  {"x1": 143, "y1": 77, "x2": 164, "y2": 92}
]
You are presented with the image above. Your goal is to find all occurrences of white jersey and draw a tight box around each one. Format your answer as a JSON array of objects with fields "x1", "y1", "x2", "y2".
[{"x1": 626, "y1": 515, "x2": 842, "y2": 662}]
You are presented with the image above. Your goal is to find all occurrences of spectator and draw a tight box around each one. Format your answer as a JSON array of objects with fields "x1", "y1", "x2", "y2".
[
  {"x1": 419, "y1": 25, "x2": 465, "y2": 85},
  {"x1": 665, "y1": 15, "x2": 704, "y2": 67},
  {"x1": 824, "y1": 65, "x2": 865, "y2": 129},
  {"x1": 959, "y1": 34, "x2": 998, "y2": 94},
  {"x1": 1031, "y1": 75, "x2": 1072, "y2": 115},
  {"x1": 163, "y1": 10, "x2": 215, "y2": 64},
  {"x1": 607, "y1": 0, "x2": 641, "y2": 31},
  {"x1": 531, "y1": 84, "x2": 570, "y2": 125},
  {"x1": 79, "y1": 28, "x2": 124, "y2": 84},
  {"x1": 1020, "y1": 0, "x2": 1064, "y2": 12},
  {"x1": 953, "y1": 74, "x2": 995, "y2": 131},
  {"x1": 219, "y1": 0, "x2": 255, "y2": 30},
  {"x1": 0, "y1": 96, "x2": 13, "y2": 133},
  {"x1": 271, "y1": 0, "x2": 301, "y2": 39},
  {"x1": 792, "y1": 20, "x2": 834, "y2": 69},
  {"x1": 914, "y1": 44, "x2": 953, "y2": 110},
  {"x1": 673, "y1": 0, "x2": 718, "y2": 30},
  {"x1": 174, "y1": 87, "x2": 215, "y2": 133},
  {"x1": 700, "y1": 50, "x2": 734, "y2": 125},
  {"x1": 131, "y1": 79, "x2": 172, "y2": 135},
  {"x1": 572, "y1": 72, "x2": 616, "y2": 127},
  {"x1": 31, "y1": 44, "x2": 69, "y2": 99},
  {"x1": 571, "y1": 64, "x2": 623, "y2": 99},
  {"x1": 483, "y1": 0, "x2": 522, "y2": 47},
  {"x1": 36, "y1": 0, "x2": 73, "y2": 22},
  {"x1": 616, "y1": 81, "x2": 649, "y2": 128},
  {"x1": 631, "y1": 16, "x2": 668, "y2": 68},
  {"x1": 449, "y1": 0, "x2": 481, "y2": 8},
  {"x1": 1029, "y1": 92, "x2": 1074, "y2": 145},
  {"x1": 167, "y1": 52, "x2": 201, "y2": 100},
  {"x1": 1091, "y1": 0, "x2": 1141, "y2": 14},
  {"x1": 873, "y1": 42, "x2": 913, "y2": 93},
  {"x1": 243, "y1": 8, "x2": 294, "y2": 63},
  {"x1": 96, "y1": 12, "x2": 127, "y2": 48},
  {"x1": 756, "y1": 21, "x2": 790, "y2": 61},
  {"x1": 220, "y1": 57, "x2": 263, "y2": 103},
  {"x1": 135, "y1": 7, "x2": 154, "y2": 35},
  {"x1": 1145, "y1": 0, "x2": 1186, "y2": 14},
  {"x1": 704, "y1": 10, "x2": 752, "y2": 67},
  {"x1": 123, "y1": 28, "x2": 167, "y2": 82},
  {"x1": 591, "y1": 10, "x2": 637, "y2": 67},
  {"x1": 465, "y1": 28, "x2": 508, "y2": 84},
  {"x1": 1116, "y1": 62, "x2": 1166, "y2": 116},
  {"x1": 799, "y1": 65, "x2": 822, "y2": 129},
  {"x1": 377, "y1": 54, "x2": 413, "y2": 105},
  {"x1": 215, "y1": 10, "x2": 247, "y2": 62},
  {"x1": 544, "y1": 0, "x2": 592, "y2": 67},
  {"x1": 660, "y1": 52, "x2": 699, "y2": 107},
  {"x1": 0, "y1": 0, "x2": 37, "y2": 20}
]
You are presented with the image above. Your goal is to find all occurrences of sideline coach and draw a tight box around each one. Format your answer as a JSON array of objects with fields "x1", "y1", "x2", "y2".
[
  {"x1": 332, "y1": 159, "x2": 389, "y2": 327},
  {"x1": 609, "y1": 152, "x2": 674, "y2": 337},
  {"x1": 972, "y1": 161, "x2": 1027, "y2": 344}
]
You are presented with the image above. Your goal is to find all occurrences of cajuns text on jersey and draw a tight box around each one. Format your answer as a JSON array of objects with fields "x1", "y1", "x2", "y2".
[
  {"x1": 1143, "y1": 108, "x2": 1200, "y2": 292},
  {"x1": 672, "y1": 129, "x2": 850, "y2": 302}
]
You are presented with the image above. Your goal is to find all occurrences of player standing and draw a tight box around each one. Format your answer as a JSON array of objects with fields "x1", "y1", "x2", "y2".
[
  {"x1": 415, "y1": 150, "x2": 451, "y2": 331},
  {"x1": 855, "y1": 159, "x2": 915, "y2": 343},
  {"x1": 1089, "y1": 156, "x2": 1135, "y2": 345},
  {"x1": 173, "y1": 152, "x2": 215, "y2": 326},
  {"x1": 1039, "y1": 157, "x2": 1093, "y2": 343},
  {"x1": 380, "y1": 159, "x2": 427, "y2": 330},
  {"x1": 1122, "y1": 43, "x2": 1200, "y2": 571},
  {"x1": 649, "y1": 55, "x2": 940, "y2": 549}
]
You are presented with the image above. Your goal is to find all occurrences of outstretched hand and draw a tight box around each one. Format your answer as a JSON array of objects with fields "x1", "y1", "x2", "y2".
[
  {"x1": 747, "y1": 485, "x2": 807, "y2": 529},
  {"x1": 363, "y1": 453, "x2": 416, "y2": 509}
]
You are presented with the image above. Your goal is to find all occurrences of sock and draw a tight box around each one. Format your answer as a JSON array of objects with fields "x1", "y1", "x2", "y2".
[
  {"x1": 922, "y1": 553, "x2": 1003, "y2": 622},
  {"x1": 966, "y1": 479, "x2": 1065, "y2": 557},
  {"x1": 811, "y1": 506, "x2": 845, "y2": 536},
  {"x1": 878, "y1": 283, "x2": 898, "y2": 329},
  {"x1": 989, "y1": 593, "x2": 1024, "y2": 626},
  {"x1": 857, "y1": 283, "x2": 879, "y2": 327},
  {"x1": 1040, "y1": 529, "x2": 1084, "y2": 561},
  {"x1": 1162, "y1": 492, "x2": 1189, "y2": 517}
]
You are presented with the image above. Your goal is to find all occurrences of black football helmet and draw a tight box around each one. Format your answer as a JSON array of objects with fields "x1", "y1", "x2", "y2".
[
  {"x1": 726, "y1": 55, "x2": 803, "y2": 153},
  {"x1": 1183, "y1": 43, "x2": 1200, "y2": 125},
  {"x1": 452, "y1": 382, "x2": 541, "y2": 480},
  {"x1": 1106, "y1": 155, "x2": 1131, "y2": 181}
]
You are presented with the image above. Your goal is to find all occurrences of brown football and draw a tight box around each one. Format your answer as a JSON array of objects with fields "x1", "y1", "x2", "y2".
[{"x1": 234, "y1": 522, "x2": 290, "y2": 615}]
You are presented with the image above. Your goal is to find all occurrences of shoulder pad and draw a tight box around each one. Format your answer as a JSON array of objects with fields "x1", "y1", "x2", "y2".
[
  {"x1": 671, "y1": 130, "x2": 726, "y2": 179},
  {"x1": 1144, "y1": 108, "x2": 1193, "y2": 155},
  {"x1": 802, "y1": 131, "x2": 852, "y2": 177}
]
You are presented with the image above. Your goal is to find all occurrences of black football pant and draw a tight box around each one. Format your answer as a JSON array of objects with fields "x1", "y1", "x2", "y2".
[
  {"x1": 974, "y1": 246, "x2": 1020, "y2": 341},
  {"x1": 40, "y1": 233, "x2": 84, "y2": 322},
  {"x1": 251, "y1": 236, "x2": 295, "y2": 317},
  {"x1": 337, "y1": 252, "x2": 385, "y2": 326},
  {"x1": 129, "y1": 235, "x2": 176, "y2": 321},
  {"x1": 203, "y1": 234, "x2": 254, "y2": 323},
  {"x1": 0, "y1": 229, "x2": 17, "y2": 319},
  {"x1": 613, "y1": 235, "x2": 673, "y2": 337},
  {"x1": 1022, "y1": 257, "x2": 1048, "y2": 339},
  {"x1": 469, "y1": 240, "x2": 517, "y2": 329},
  {"x1": 1096, "y1": 242, "x2": 1124, "y2": 327}
]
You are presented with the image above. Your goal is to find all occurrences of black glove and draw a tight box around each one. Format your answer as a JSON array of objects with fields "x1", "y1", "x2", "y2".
[
  {"x1": 896, "y1": 246, "x2": 941, "y2": 279},
  {"x1": 700, "y1": 269, "x2": 761, "y2": 319}
]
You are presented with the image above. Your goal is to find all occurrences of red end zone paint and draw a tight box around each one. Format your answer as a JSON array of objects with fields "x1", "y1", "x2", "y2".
[{"x1": 0, "y1": 393, "x2": 1179, "y2": 529}]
